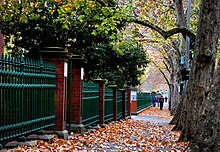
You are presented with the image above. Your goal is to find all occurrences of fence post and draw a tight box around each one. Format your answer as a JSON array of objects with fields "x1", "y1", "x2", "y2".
[
  {"x1": 130, "y1": 87, "x2": 138, "y2": 115},
  {"x1": 108, "y1": 85, "x2": 117, "y2": 121},
  {"x1": 94, "y1": 79, "x2": 106, "y2": 126},
  {"x1": 125, "y1": 87, "x2": 131, "y2": 118},
  {"x1": 118, "y1": 89, "x2": 126, "y2": 119},
  {"x1": 39, "y1": 47, "x2": 69, "y2": 138},
  {"x1": 68, "y1": 56, "x2": 84, "y2": 134}
]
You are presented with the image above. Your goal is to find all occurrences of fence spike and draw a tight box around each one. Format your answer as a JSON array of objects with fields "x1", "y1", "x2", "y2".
[
  {"x1": 5, "y1": 54, "x2": 9, "y2": 62},
  {"x1": 37, "y1": 59, "x2": 40, "y2": 66},
  {"x1": 50, "y1": 63, "x2": 53, "y2": 68},
  {"x1": 31, "y1": 59, "x2": 34, "y2": 65},
  {"x1": 33, "y1": 59, "x2": 36, "y2": 66},
  {"x1": 10, "y1": 54, "x2": 14, "y2": 62},
  {"x1": 14, "y1": 55, "x2": 18, "y2": 63},
  {"x1": 0, "y1": 53, "x2": 4, "y2": 60},
  {"x1": 20, "y1": 51, "x2": 24, "y2": 63},
  {"x1": 45, "y1": 62, "x2": 48, "y2": 67},
  {"x1": 35, "y1": 59, "x2": 38, "y2": 66},
  {"x1": 39, "y1": 54, "x2": 43, "y2": 65},
  {"x1": 27, "y1": 57, "x2": 30, "y2": 65}
]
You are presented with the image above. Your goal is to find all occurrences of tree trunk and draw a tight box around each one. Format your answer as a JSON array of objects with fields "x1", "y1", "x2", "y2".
[
  {"x1": 173, "y1": 0, "x2": 187, "y2": 28},
  {"x1": 169, "y1": 75, "x2": 175, "y2": 111},
  {"x1": 172, "y1": 0, "x2": 220, "y2": 151},
  {"x1": 170, "y1": 74, "x2": 180, "y2": 114}
]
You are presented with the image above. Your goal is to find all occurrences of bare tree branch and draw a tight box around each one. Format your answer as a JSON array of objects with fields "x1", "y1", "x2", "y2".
[
  {"x1": 171, "y1": 40, "x2": 181, "y2": 58},
  {"x1": 94, "y1": 0, "x2": 106, "y2": 6},
  {"x1": 152, "y1": 61, "x2": 170, "y2": 86},
  {"x1": 164, "y1": 42, "x2": 181, "y2": 63},
  {"x1": 94, "y1": 0, "x2": 116, "y2": 6},
  {"x1": 130, "y1": 18, "x2": 196, "y2": 41},
  {"x1": 139, "y1": 37, "x2": 178, "y2": 73},
  {"x1": 158, "y1": 48, "x2": 174, "y2": 73},
  {"x1": 163, "y1": 60, "x2": 171, "y2": 73}
]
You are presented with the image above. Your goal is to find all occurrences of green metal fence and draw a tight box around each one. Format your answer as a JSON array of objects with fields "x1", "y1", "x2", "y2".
[
  {"x1": 0, "y1": 53, "x2": 56, "y2": 142},
  {"x1": 82, "y1": 83, "x2": 99, "y2": 127},
  {"x1": 125, "y1": 92, "x2": 128, "y2": 116},
  {"x1": 137, "y1": 92, "x2": 152, "y2": 112},
  {"x1": 117, "y1": 91, "x2": 123, "y2": 120},
  {"x1": 104, "y1": 87, "x2": 113, "y2": 122}
]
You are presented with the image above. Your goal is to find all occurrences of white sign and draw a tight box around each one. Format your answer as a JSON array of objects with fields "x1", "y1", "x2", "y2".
[
  {"x1": 64, "y1": 62, "x2": 68, "y2": 77},
  {"x1": 81, "y1": 68, "x2": 84, "y2": 80},
  {"x1": 131, "y1": 91, "x2": 137, "y2": 101}
]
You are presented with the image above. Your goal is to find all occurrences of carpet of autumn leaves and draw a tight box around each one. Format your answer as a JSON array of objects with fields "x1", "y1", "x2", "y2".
[
  {"x1": 12, "y1": 106, "x2": 189, "y2": 152},
  {"x1": 139, "y1": 106, "x2": 173, "y2": 119}
]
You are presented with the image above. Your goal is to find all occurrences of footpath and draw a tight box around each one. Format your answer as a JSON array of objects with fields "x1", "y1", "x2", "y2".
[{"x1": 4, "y1": 102, "x2": 189, "y2": 152}]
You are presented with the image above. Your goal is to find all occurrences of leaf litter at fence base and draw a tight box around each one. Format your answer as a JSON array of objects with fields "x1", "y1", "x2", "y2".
[{"x1": 13, "y1": 107, "x2": 189, "y2": 152}]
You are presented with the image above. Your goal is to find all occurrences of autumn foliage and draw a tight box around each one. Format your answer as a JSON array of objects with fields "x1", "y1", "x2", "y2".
[{"x1": 13, "y1": 106, "x2": 188, "y2": 151}]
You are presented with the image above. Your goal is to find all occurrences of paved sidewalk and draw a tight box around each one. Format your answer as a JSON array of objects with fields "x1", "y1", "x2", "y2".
[
  {"x1": 132, "y1": 102, "x2": 171, "y2": 126},
  {"x1": 10, "y1": 102, "x2": 189, "y2": 151},
  {"x1": 131, "y1": 115, "x2": 171, "y2": 126}
]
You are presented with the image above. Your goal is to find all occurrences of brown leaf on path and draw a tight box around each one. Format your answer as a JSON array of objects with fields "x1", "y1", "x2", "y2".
[
  {"x1": 139, "y1": 106, "x2": 173, "y2": 119},
  {"x1": 12, "y1": 105, "x2": 189, "y2": 152}
]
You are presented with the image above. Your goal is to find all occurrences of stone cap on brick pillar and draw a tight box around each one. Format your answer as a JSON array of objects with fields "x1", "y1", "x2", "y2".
[
  {"x1": 108, "y1": 84, "x2": 117, "y2": 89},
  {"x1": 94, "y1": 78, "x2": 106, "y2": 84},
  {"x1": 69, "y1": 55, "x2": 84, "y2": 67},
  {"x1": 39, "y1": 47, "x2": 70, "y2": 61},
  {"x1": 124, "y1": 86, "x2": 131, "y2": 90},
  {"x1": 118, "y1": 89, "x2": 126, "y2": 92},
  {"x1": 130, "y1": 87, "x2": 138, "y2": 91}
]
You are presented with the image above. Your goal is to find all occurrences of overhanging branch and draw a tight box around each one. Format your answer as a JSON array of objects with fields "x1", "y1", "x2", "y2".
[
  {"x1": 152, "y1": 61, "x2": 170, "y2": 86},
  {"x1": 95, "y1": 0, "x2": 115, "y2": 6},
  {"x1": 130, "y1": 18, "x2": 196, "y2": 41},
  {"x1": 95, "y1": 0, "x2": 106, "y2": 6},
  {"x1": 163, "y1": 60, "x2": 171, "y2": 73}
]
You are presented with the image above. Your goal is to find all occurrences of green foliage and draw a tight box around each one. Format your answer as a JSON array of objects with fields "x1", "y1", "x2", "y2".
[
  {"x1": 0, "y1": 0, "x2": 70, "y2": 51},
  {"x1": 80, "y1": 42, "x2": 150, "y2": 88},
  {"x1": 0, "y1": 0, "x2": 129, "y2": 52},
  {"x1": 0, "y1": 0, "x2": 149, "y2": 88}
]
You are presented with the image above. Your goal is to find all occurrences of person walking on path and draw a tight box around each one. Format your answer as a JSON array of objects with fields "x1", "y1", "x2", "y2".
[
  {"x1": 157, "y1": 97, "x2": 160, "y2": 107},
  {"x1": 152, "y1": 96, "x2": 157, "y2": 107},
  {"x1": 165, "y1": 96, "x2": 168, "y2": 102},
  {"x1": 159, "y1": 95, "x2": 164, "y2": 110}
]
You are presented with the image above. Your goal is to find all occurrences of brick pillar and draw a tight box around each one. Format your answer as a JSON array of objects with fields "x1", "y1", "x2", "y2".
[
  {"x1": 108, "y1": 85, "x2": 117, "y2": 121},
  {"x1": 94, "y1": 79, "x2": 106, "y2": 125},
  {"x1": 119, "y1": 89, "x2": 126, "y2": 119},
  {"x1": 130, "y1": 87, "x2": 138, "y2": 115},
  {"x1": 125, "y1": 87, "x2": 131, "y2": 117},
  {"x1": 68, "y1": 56, "x2": 84, "y2": 134},
  {"x1": 39, "y1": 47, "x2": 69, "y2": 137}
]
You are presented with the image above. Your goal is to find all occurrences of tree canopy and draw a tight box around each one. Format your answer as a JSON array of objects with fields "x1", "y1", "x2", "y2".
[
  {"x1": 0, "y1": 0, "x2": 149, "y2": 88},
  {"x1": 1, "y1": 0, "x2": 220, "y2": 150}
]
